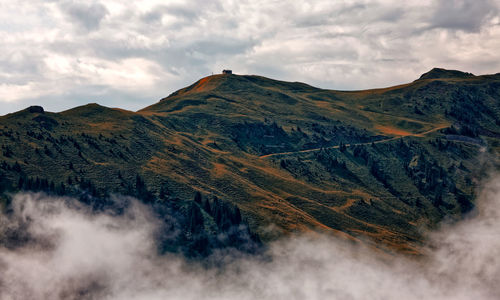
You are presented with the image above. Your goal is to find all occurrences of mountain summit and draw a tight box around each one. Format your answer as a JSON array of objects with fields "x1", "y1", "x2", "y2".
[{"x1": 419, "y1": 68, "x2": 475, "y2": 80}]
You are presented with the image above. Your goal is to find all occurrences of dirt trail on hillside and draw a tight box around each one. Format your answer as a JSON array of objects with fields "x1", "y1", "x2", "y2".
[{"x1": 260, "y1": 124, "x2": 449, "y2": 159}]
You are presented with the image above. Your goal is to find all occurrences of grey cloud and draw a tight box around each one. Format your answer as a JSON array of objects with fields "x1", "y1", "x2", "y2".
[
  {"x1": 59, "y1": 0, "x2": 108, "y2": 30},
  {"x1": 377, "y1": 7, "x2": 405, "y2": 23},
  {"x1": 294, "y1": 3, "x2": 403, "y2": 28},
  {"x1": 430, "y1": 0, "x2": 499, "y2": 32},
  {"x1": 141, "y1": 5, "x2": 200, "y2": 25},
  {"x1": 188, "y1": 38, "x2": 257, "y2": 56},
  {"x1": 139, "y1": 1, "x2": 225, "y2": 28},
  {"x1": 0, "y1": 52, "x2": 45, "y2": 84}
]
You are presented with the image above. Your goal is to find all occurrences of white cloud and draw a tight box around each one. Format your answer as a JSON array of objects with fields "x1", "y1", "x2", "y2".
[
  {"x1": 0, "y1": 0, "x2": 499, "y2": 114},
  {"x1": 0, "y1": 82, "x2": 42, "y2": 103}
]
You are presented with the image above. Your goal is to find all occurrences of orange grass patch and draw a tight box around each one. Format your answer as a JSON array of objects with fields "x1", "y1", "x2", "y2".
[{"x1": 375, "y1": 125, "x2": 412, "y2": 136}]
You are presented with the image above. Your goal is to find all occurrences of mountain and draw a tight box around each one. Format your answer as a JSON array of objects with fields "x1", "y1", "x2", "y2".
[
  {"x1": 418, "y1": 67, "x2": 475, "y2": 80},
  {"x1": 1, "y1": 69, "x2": 499, "y2": 254}
]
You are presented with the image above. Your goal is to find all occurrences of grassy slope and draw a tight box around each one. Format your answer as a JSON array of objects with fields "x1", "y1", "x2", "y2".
[{"x1": 1, "y1": 68, "x2": 499, "y2": 253}]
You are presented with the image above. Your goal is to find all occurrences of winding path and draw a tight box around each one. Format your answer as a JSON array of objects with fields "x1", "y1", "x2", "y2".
[{"x1": 259, "y1": 125, "x2": 449, "y2": 159}]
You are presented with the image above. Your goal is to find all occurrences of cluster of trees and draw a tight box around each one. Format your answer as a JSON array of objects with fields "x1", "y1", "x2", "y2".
[
  {"x1": 428, "y1": 138, "x2": 466, "y2": 153},
  {"x1": 404, "y1": 153, "x2": 473, "y2": 213},
  {"x1": 443, "y1": 125, "x2": 479, "y2": 138},
  {"x1": 173, "y1": 192, "x2": 260, "y2": 258},
  {"x1": 315, "y1": 150, "x2": 347, "y2": 171},
  {"x1": 352, "y1": 145, "x2": 370, "y2": 162},
  {"x1": 17, "y1": 175, "x2": 67, "y2": 196},
  {"x1": 0, "y1": 160, "x2": 21, "y2": 172},
  {"x1": 3, "y1": 168, "x2": 262, "y2": 259},
  {"x1": 232, "y1": 120, "x2": 374, "y2": 156},
  {"x1": 0, "y1": 171, "x2": 9, "y2": 196},
  {"x1": 296, "y1": 139, "x2": 474, "y2": 215},
  {"x1": 122, "y1": 174, "x2": 155, "y2": 203},
  {"x1": 195, "y1": 192, "x2": 243, "y2": 232},
  {"x1": 0, "y1": 128, "x2": 17, "y2": 141},
  {"x1": 446, "y1": 86, "x2": 495, "y2": 126},
  {"x1": 1, "y1": 145, "x2": 13, "y2": 157},
  {"x1": 352, "y1": 140, "x2": 471, "y2": 213},
  {"x1": 369, "y1": 161, "x2": 401, "y2": 197},
  {"x1": 232, "y1": 121, "x2": 291, "y2": 154}
]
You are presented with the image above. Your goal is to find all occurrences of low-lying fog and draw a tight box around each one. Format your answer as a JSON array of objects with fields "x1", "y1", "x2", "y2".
[{"x1": 1, "y1": 174, "x2": 499, "y2": 300}]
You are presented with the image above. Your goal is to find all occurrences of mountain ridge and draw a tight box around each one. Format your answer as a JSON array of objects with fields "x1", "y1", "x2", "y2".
[
  {"x1": 4, "y1": 67, "x2": 496, "y2": 116},
  {"x1": 418, "y1": 67, "x2": 475, "y2": 80},
  {"x1": 1, "y1": 68, "x2": 499, "y2": 254}
]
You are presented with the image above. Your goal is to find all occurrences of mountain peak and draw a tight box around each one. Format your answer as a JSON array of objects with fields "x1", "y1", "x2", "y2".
[
  {"x1": 141, "y1": 73, "x2": 321, "y2": 113},
  {"x1": 165, "y1": 73, "x2": 319, "y2": 100},
  {"x1": 168, "y1": 74, "x2": 252, "y2": 98},
  {"x1": 419, "y1": 68, "x2": 475, "y2": 80},
  {"x1": 60, "y1": 103, "x2": 134, "y2": 120},
  {"x1": 26, "y1": 105, "x2": 45, "y2": 114}
]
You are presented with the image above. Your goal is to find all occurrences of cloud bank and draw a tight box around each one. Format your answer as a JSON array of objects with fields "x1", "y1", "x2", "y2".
[
  {"x1": 0, "y1": 0, "x2": 499, "y2": 115},
  {"x1": 0, "y1": 173, "x2": 500, "y2": 299}
]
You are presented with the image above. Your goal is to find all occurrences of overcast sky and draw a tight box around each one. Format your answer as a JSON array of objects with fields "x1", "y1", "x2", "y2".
[{"x1": 1, "y1": 0, "x2": 499, "y2": 115}]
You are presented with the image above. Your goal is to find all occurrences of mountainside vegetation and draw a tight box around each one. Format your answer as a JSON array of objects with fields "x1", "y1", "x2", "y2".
[{"x1": 1, "y1": 68, "x2": 499, "y2": 254}]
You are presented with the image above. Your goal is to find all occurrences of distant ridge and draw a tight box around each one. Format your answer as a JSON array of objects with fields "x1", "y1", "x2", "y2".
[{"x1": 419, "y1": 68, "x2": 475, "y2": 80}]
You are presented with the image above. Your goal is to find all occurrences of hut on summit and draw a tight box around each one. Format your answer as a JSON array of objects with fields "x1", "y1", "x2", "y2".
[{"x1": 222, "y1": 69, "x2": 232, "y2": 74}]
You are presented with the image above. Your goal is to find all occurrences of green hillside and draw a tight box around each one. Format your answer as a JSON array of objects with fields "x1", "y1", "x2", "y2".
[{"x1": 1, "y1": 69, "x2": 499, "y2": 254}]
